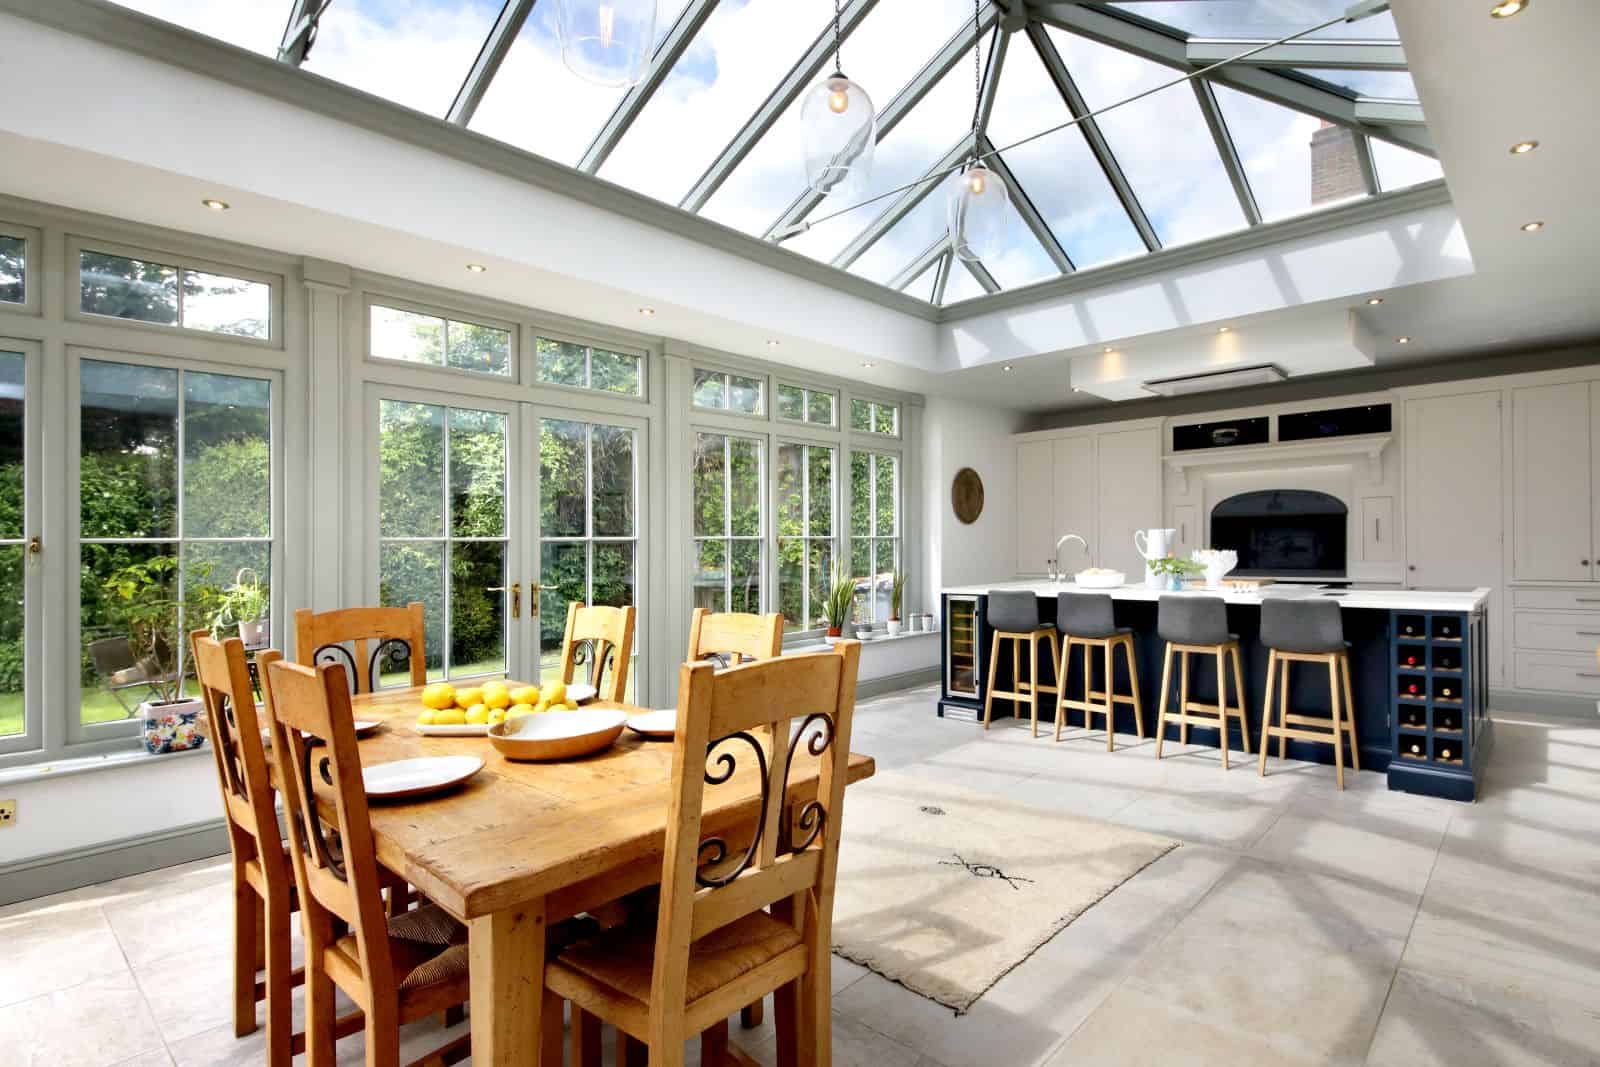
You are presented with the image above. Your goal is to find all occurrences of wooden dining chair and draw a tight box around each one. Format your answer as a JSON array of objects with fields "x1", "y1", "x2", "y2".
[
  {"x1": 294, "y1": 603, "x2": 427, "y2": 694},
  {"x1": 545, "y1": 640, "x2": 862, "y2": 1067},
  {"x1": 190, "y1": 629, "x2": 304, "y2": 1067},
  {"x1": 560, "y1": 602, "x2": 637, "y2": 703},
  {"x1": 260, "y1": 652, "x2": 475, "y2": 1067},
  {"x1": 686, "y1": 607, "x2": 784, "y2": 667}
]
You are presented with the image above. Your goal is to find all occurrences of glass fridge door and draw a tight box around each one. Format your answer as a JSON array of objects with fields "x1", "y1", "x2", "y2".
[{"x1": 945, "y1": 596, "x2": 979, "y2": 699}]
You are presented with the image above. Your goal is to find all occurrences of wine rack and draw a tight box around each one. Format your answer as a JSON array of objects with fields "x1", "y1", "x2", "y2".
[{"x1": 1388, "y1": 610, "x2": 1489, "y2": 799}]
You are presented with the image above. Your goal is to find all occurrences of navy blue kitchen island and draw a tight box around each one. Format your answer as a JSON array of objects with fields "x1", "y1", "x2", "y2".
[{"x1": 938, "y1": 582, "x2": 1492, "y2": 802}]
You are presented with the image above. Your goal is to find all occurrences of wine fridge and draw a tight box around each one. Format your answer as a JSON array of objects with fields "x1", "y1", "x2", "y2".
[{"x1": 944, "y1": 595, "x2": 981, "y2": 701}]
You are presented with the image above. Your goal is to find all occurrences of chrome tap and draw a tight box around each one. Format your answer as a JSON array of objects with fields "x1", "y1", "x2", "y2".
[{"x1": 1053, "y1": 534, "x2": 1089, "y2": 582}]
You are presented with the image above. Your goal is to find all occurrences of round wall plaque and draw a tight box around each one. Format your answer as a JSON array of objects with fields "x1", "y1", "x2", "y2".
[{"x1": 952, "y1": 468, "x2": 985, "y2": 525}]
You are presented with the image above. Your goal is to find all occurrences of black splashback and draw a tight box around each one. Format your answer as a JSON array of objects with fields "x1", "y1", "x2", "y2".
[{"x1": 1212, "y1": 489, "x2": 1348, "y2": 577}]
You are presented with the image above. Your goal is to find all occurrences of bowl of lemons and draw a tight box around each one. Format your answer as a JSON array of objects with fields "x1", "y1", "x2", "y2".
[
  {"x1": 415, "y1": 680, "x2": 562, "y2": 735},
  {"x1": 487, "y1": 697, "x2": 628, "y2": 762}
]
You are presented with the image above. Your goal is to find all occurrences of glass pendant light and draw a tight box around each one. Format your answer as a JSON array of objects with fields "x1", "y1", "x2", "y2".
[
  {"x1": 801, "y1": 0, "x2": 876, "y2": 198},
  {"x1": 555, "y1": 0, "x2": 658, "y2": 88},
  {"x1": 948, "y1": 0, "x2": 1008, "y2": 262}
]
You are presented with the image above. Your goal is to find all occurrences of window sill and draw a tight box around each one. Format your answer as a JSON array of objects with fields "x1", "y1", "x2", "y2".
[
  {"x1": 0, "y1": 743, "x2": 211, "y2": 788},
  {"x1": 784, "y1": 629, "x2": 940, "y2": 654}
]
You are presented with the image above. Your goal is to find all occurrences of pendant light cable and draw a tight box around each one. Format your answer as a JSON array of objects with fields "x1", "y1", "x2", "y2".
[
  {"x1": 970, "y1": 0, "x2": 982, "y2": 142},
  {"x1": 779, "y1": 7, "x2": 1373, "y2": 240},
  {"x1": 833, "y1": 0, "x2": 844, "y2": 76}
]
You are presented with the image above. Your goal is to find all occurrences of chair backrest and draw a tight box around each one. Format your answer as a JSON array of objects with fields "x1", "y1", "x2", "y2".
[
  {"x1": 89, "y1": 635, "x2": 136, "y2": 676},
  {"x1": 986, "y1": 590, "x2": 1041, "y2": 634},
  {"x1": 1157, "y1": 595, "x2": 1231, "y2": 646},
  {"x1": 293, "y1": 603, "x2": 426, "y2": 694},
  {"x1": 686, "y1": 608, "x2": 784, "y2": 667},
  {"x1": 1261, "y1": 597, "x2": 1345, "y2": 654},
  {"x1": 559, "y1": 602, "x2": 636, "y2": 703},
  {"x1": 650, "y1": 641, "x2": 861, "y2": 1017},
  {"x1": 1056, "y1": 592, "x2": 1117, "y2": 640},
  {"x1": 190, "y1": 629, "x2": 287, "y2": 885},
  {"x1": 260, "y1": 653, "x2": 399, "y2": 1001}
]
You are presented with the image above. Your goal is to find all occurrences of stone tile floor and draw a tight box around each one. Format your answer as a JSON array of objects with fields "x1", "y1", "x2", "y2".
[{"x1": 3, "y1": 684, "x2": 1598, "y2": 1066}]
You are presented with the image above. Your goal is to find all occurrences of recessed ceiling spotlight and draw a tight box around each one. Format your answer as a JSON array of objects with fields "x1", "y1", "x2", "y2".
[
  {"x1": 1521, "y1": 220, "x2": 1545, "y2": 232},
  {"x1": 1002, "y1": 364, "x2": 1014, "y2": 372},
  {"x1": 766, "y1": 340, "x2": 780, "y2": 348},
  {"x1": 201, "y1": 198, "x2": 229, "y2": 211},
  {"x1": 1072, "y1": 387, "x2": 1083, "y2": 393},
  {"x1": 1396, "y1": 336, "x2": 1412, "y2": 344},
  {"x1": 1509, "y1": 140, "x2": 1539, "y2": 155},
  {"x1": 1367, "y1": 296, "x2": 1384, "y2": 306},
  {"x1": 638, "y1": 306, "x2": 656, "y2": 316},
  {"x1": 861, "y1": 361, "x2": 875, "y2": 369},
  {"x1": 1489, "y1": 0, "x2": 1528, "y2": 17},
  {"x1": 1103, "y1": 346, "x2": 1113, "y2": 354},
  {"x1": 1218, "y1": 326, "x2": 1231, "y2": 334},
  {"x1": 465, "y1": 263, "x2": 487, "y2": 273}
]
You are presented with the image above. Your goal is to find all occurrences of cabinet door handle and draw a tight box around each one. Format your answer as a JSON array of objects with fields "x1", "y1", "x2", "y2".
[
  {"x1": 1577, "y1": 597, "x2": 1600, "y2": 603},
  {"x1": 1577, "y1": 672, "x2": 1600, "y2": 679},
  {"x1": 1374, "y1": 517, "x2": 1381, "y2": 542},
  {"x1": 1578, "y1": 630, "x2": 1600, "y2": 637}
]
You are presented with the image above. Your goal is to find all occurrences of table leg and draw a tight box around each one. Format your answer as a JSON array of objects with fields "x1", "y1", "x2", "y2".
[{"x1": 469, "y1": 901, "x2": 548, "y2": 1066}]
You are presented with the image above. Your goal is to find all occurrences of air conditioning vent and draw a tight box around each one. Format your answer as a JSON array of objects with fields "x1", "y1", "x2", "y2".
[{"x1": 1142, "y1": 363, "x2": 1285, "y2": 397}]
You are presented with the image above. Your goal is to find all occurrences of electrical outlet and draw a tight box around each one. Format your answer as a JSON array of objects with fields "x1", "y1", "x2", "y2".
[{"x1": 0, "y1": 799, "x2": 14, "y2": 827}]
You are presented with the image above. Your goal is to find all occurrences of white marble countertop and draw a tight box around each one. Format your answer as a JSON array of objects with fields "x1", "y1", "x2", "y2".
[{"x1": 941, "y1": 579, "x2": 1491, "y2": 613}]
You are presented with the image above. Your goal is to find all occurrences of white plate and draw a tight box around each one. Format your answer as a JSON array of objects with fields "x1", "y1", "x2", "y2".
[
  {"x1": 414, "y1": 721, "x2": 490, "y2": 737},
  {"x1": 363, "y1": 755, "x2": 484, "y2": 799},
  {"x1": 263, "y1": 719, "x2": 381, "y2": 745},
  {"x1": 626, "y1": 709, "x2": 677, "y2": 739},
  {"x1": 566, "y1": 683, "x2": 598, "y2": 704}
]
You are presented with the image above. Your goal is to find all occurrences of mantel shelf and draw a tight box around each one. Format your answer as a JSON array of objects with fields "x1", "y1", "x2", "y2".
[{"x1": 1163, "y1": 433, "x2": 1392, "y2": 492}]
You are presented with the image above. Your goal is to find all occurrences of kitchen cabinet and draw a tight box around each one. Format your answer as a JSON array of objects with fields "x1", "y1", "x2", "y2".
[
  {"x1": 1360, "y1": 496, "x2": 1395, "y2": 563},
  {"x1": 1511, "y1": 383, "x2": 1593, "y2": 581},
  {"x1": 1097, "y1": 426, "x2": 1162, "y2": 578},
  {"x1": 1015, "y1": 440, "x2": 1055, "y2": 576},
  {"x1": 1171, "y1": 504, "x2": 1198, "y2": 557},
  {"x1": 1405, "y1": 392, "x2": 1503, "y2": 590},
  {"x1": 1053, "y1": 436, "x2": 1096, "y2": 572}
]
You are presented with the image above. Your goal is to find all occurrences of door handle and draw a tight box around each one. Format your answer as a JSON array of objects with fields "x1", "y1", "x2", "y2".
[
  {"x1": 1374, "y1": 517, "x2": 1381, "y2": 542},
  {"x1": 488, "y1": 583, "x2": 522, "y2": 619}
]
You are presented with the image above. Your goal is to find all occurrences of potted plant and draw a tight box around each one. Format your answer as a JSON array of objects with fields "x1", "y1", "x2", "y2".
[
  {"x1": 1148, "y1": 554, "x2": 1204, "y2": 592},
  {"x1": 103, "y1": 554, "x2": 216, "y2": 755},
  {"x1": 822, "y1": 564, "x2": 856, "y2": 644},
  {"x1": 214, "y1": 567, "x2": 270, "y2": 647},
  {"x1": 887, "y1": 572, "x2": 907, "y2": 636}
]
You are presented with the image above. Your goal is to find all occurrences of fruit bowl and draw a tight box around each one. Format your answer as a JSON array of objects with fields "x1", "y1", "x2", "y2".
[
  {"x1": 1073, "y1": 568, "x2": 1126, "y2": 589},
  {"x1": 488, "y1": 708, "x2": 628, "y2": 761}
]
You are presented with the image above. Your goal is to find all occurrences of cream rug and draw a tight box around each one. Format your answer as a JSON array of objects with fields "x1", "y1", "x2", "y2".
[{"x1": 830, "y1": 771, "x2": 1178, "y2": 1014}]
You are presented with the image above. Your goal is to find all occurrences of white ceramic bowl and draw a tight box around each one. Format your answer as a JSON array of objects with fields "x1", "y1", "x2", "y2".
[
  {"x1": 1073, "y1": 570, "x2": 1126, "y2": 589},
  {"x1": 487, "y1": 708, "x2": 628, "y2": 761}
]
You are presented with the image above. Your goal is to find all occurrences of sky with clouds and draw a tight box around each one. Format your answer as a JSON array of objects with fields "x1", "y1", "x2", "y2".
[{"x1": 108, "y1": 0, "x2": 1442, "y2": 305}]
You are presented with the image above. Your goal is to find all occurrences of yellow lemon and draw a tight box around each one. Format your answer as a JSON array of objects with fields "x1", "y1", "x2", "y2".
[
  {"x1": 481, "y1": 679, "x2": 509, "y2": 696},
  {"x1": 453, "y1": 686, "x2": 483, "y2": 710},
  {"x1": 433, "y1": 707, "x2": 467, "y2": 726},
  {"x1": 562, "y1": 699, "x2": 579, "y2": 711},
  {"x1": 507, "y1": 704, "x2": 534, "y2": 720},
  {"x1": 465, "y1": 703, "x2": 491, "y2": 725},
  {"x1": 420, "y1": 682, "x2": 456, "y2": 711},
  {"x1": 534, "y1": 698, "x2": 551, "y2": 714},
  {"x1": 543, "y1": 681, "x2": 567, "y2": 705},
  {"x1": 417, "y1": 708, "x2": 437, "y2": 726},
  {"x1": 509, "y1": 685, "x2": 540, "y2": 706},
  {"x1": 488, "y1": 709, "x2": 508, "y2": 725},
  {"x1": 483, "y1": 689, "x2": 511, "y2": 710}
]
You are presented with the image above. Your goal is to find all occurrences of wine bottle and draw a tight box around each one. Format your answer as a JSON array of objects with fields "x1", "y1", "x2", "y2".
[
  {"x1": 1409, "y1": 742, "x2": 1422, "y2": 756},
  {"x1": 1403, "y1": 653, "x2": 1418, "y2": 666},
  {"x1": 1440, "y1": 686, "x2": 1453, "y2": 699},
  {"x1": 1439, "y1": 746, "x2": 1453, "y2": 760}
]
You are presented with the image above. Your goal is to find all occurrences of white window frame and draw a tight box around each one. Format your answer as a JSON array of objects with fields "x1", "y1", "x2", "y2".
[
  {"x1": 849, "y1": 396, "x2": 903, "y2": 440},
  {"x1": 691, "y1": 364, "x2": 768, "y2": 419},
  {"x1": 67, "y1": 235, "x2": 284, "y2": 350},
  {"x1": 0, "y1": 339, "x2": 42, "y2": 759},
  {"x1": 363, "y1": 292, "x2": 520, "y2": 385},
  {"x1": 774, "y1": 437, "x2": 836, "y2": 639},
  {"x1": 0, "y1": 219, "x2": 43, "y2": 318},
  {"x1": 775, "y1": 382, "x2": 838, "y2": 428},
  {"x1": 67, "y1": 345, "x2": 284, "y2": 749},
  {"x1": 848, "y1": 446, "x2": 903, "y2": 625},
  {"x1": 691, "y1": 427, "x2": 767, "y2": 614},
  {"x1": 531, "y1": 327, "x2": 649, "y2": 402}
]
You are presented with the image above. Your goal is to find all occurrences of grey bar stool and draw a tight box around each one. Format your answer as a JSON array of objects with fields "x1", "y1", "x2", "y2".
[
  {"x1": 982, "y1": 590, "x2": 1060, "y2": 735},
  {"x1": 1055, "y1": 592, "x2": 1144, "y2": 749},
  {"x1": 1259, "y1": 598, "x2": 1360, "y2": 789},
  {"x1": 1155, "y1": 595, "x2": 1250, "y2": 767}
]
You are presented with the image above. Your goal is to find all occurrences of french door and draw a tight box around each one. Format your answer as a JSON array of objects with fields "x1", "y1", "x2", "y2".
[{"x1": 370, "y1": 388, "x2": 645, "y2": 699}]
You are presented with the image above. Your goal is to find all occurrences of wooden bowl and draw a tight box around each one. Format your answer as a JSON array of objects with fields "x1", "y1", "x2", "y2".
[{"x1": 487, "y1": 708, "x2": 628, "y2": 762}]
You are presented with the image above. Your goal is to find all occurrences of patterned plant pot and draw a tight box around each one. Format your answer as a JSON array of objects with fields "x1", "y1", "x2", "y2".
[{"x1": 140, "y1": 697, "x2": 207, "y2": 755}]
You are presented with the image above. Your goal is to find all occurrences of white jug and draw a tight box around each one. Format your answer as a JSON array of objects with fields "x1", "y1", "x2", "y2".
[{"x1": 1133, "y1": 528, "x2": 1177, "y2": 589}]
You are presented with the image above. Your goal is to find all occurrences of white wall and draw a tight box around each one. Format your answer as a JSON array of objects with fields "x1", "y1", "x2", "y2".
[{"x1": 921, "y1": 396, "x2": 1029, "y2": 610}]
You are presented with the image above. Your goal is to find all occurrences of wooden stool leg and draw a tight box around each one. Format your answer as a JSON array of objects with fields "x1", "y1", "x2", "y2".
[
  {"x1": 1123, "y1": 635, "x2": 1145, "y2": 738},
  {"x1": 542, "y1": 989, "x2": 565, "y2": 1067},
  {"x1": 1179, "y1": 650, "x2": 1191, "y2": 748},
  {"x1": 1029, "y1": 632, "x2": 1041, "y2": 738},
  {"x1": 774, "y1": 979, "x2": 800, "y2": 1067},
  {"x1": 1340, "y1": 652, "x2": 1360, "y2": 771},
  {"x1": 982, "y1": 629, "x2": 1002, "y2": 730},
  {"x1": 1230, "y1": 644, "x2": 1250, "y2": 754},
  {"x1": 233, "y1": 877, "x2": 260, "y2": 1038},
  {"x1": 1278, "y1": 659, "x2": 1290, "y2": 760},
  {"x1": 1055, "y1": 638, "x2": 1071, "y2": 742},
  {"x1": 1328, "y1": 655, "x2": 1346, "y2": 790},
  {"x1": 1045, "y1": 629, "x2": 1061, "y2": 734},
  {"x1": 741, "y1": 999, "x2": 764, "y2": 1029},
  {"x1": 702, "y1": 1019, "x2": 730, "y2": 1066},
  {"x1": 1259, "y1": 649, "x2": 1277, "y2": 777},
  {"x1": 263, "y1": 887, "x2": 293, "y2": 1067},
  {"x1": 1155, "y1": 642, "x2": 1173, "y2": 759},
  {"x1": 572, "y1": 1006, "x2": 602, "y2": 1067},
  {"x1": 1103, "y1": 640, "x2": 1115, "y2": 752},
  {"x1": 1214, "y1": 646, "x2": 1229, "y2": 769}
]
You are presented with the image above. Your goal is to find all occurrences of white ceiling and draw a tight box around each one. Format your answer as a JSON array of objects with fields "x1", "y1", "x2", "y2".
[{"x1": 0, "y1": 0, "x2": 1595, "y2": 413}]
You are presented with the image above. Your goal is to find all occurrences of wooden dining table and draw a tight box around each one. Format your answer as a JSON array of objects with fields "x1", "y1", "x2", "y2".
[{"x1": 290, "y1": 683, "x2": 876, "y2": 1066}]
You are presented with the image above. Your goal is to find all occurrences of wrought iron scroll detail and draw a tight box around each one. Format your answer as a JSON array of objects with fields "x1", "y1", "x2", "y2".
[
  {"x1": 368, "y1": 638, "x2": 414, "y2": 691},
  {"x1": 312, "y1": 643, "x2": 359, "y2": 693},
  {"x1": 215, "y1": 693, "x2": 248, "y2": 801},
  {"x1": 781, "y1": 713, "x2": 835, "y2": 853},
  {"x1": 297, "y1": 743, "x2": 348, "y2": 882},
  {"x1": 695, "y1": 731, "x2": 768, "y2": 889},
  {"x1": 573, "y1": 639, "x2": 614, "y2": 688}
]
